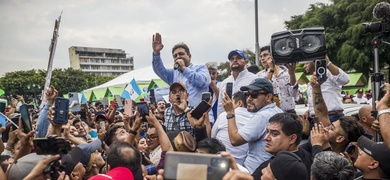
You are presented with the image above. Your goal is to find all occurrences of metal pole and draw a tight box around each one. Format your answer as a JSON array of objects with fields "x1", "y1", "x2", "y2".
[{"x1": 254, "y1": 0, "x2": 259, "y2": 66}]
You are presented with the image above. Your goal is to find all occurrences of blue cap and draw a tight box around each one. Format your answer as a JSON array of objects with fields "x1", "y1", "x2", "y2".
[{"x1": 228, "y1": 50, "x2": 247, "y2": 60}]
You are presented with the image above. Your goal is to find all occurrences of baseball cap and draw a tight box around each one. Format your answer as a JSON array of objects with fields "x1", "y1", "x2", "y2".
[
  {"x1": 173, "y1": 131, "x2": 196, "y2": 152},
  {"x1": 240, "y1": 78, "x2": 273, "y2": 93},
  {"x1": 228, "y1": 49, "x2": 247, "y2": 60},
  {"x1": 269, "y1": 151, "x2": 308, "y2": 180},
  {"x1": 357, "y1": 136, "x2": 390, "y2": 176},
  {"x1": 89, "y1": 167, "x2": 134, "y2": 180},
  {"x1": 96, "y1": 114, "x2": 108, "y2": 121},
  {"x1": 170, "y1": 82, "x2": 186, "y2": 91},
  {"x1": 8, "y1": 153, "x2": 46, "y2": 180},
  {"x1": 356, "y1": 88, "x2": 364, "y2": 93},
  {"x1": 78, "y1": 139, "x2": 102, "y2": 168}
]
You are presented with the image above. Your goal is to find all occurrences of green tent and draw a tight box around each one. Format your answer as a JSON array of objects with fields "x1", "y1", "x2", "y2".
[
  {"x1": 83, "y1": 91, "x2": 92, "y2": 101},
  {"x1": 344, "y1": 73, "x2": 367, "y2": 87},
  {"x1": 147, "y1": 79, "x2": 169, "y2": 90},
  {"x1": 0, "y1": 89, "x2": 5, "y2": 96},
  {"x1": 295, "y1": 72, "x2": 309, "y2": 85},
  {"x1": 92, "y1": 89, "x2": 108, "y2": 101}
]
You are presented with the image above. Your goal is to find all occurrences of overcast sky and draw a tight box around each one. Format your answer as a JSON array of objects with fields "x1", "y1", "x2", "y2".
[{"x1": 0, "y1": 0, "x2": 330, "y2": 76}]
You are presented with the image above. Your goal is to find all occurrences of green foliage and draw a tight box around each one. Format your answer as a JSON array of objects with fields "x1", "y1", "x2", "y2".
[
  {"x1": 0, "y1": 68, "x2": 116, "y2": 99},
  {"x1": 284, "y1": 0, "x2": 390, "y2": 78}
]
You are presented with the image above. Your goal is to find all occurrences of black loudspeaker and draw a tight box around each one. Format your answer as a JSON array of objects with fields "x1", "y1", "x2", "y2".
[{"x1": 270, "y1": 27, "x2": 327, "y2": 64}]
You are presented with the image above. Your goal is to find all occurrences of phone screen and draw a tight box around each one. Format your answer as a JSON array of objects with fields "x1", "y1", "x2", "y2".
[
  {"x1": 164, "y1": 151, "x2": 230, "y2": 180},
  {"x1": 20, "y1": 104, "x2": 31, "y2": 133},
  {"x1": 226, "y1": 83, "x2": 233, "y2": 99},
  {"x1": 115, "y1": 95, "x2": 123, "y2": 107},
  {"x1": 0, "y1": 102, "x2": 6, "y2": 113},
  {"x1": 191, "y1": 100, "x2": 211, "y2": 120},
  {"x1": 137, "y1": 102, "x2": 149, "y2": 122}
]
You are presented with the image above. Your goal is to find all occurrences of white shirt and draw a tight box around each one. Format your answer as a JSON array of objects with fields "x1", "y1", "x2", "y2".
[
  {"x1": 211, "y1": 107, "x2": 252, "y2": 165},
  {"x1": 257, "y1": 66, "x2": 298, "y2": 112},
  {"x1": 149, "y1": 145, "x2": 162, "y2": 167},
  {"x1": 217, "y1": 69, "x2": 258, "y2": 116},
  {"x1": 307, "y1": 68, "x2": 350, "y2": 115},
  {"x1": 353, "y1": 96, "x2": 369, "y2": 104}
]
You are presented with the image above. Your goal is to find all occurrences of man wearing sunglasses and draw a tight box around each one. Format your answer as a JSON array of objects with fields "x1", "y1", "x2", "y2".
[{"x1": 222, "y1": 78, "x2": 283, "y2": 173}]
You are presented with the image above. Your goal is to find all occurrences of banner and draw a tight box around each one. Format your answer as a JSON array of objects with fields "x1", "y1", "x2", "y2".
[{"x1": 40, "y1": 12, "x2": 62, "y2": 108}]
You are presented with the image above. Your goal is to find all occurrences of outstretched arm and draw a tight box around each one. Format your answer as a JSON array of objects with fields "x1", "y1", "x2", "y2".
[{"x1": 310, "y1": 74, "x2": 331, "y2": 127}]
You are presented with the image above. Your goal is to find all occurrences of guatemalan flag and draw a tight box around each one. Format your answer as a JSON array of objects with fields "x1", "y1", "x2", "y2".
[{"x1": 121, "y1": 78, "x2": 142, "y2": 100}]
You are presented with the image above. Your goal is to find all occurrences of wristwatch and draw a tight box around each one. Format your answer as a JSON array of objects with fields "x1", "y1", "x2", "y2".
[
  {"x1": 377, "y1": 108, "x2": 390, "y2": 118},
  {"x1": 226, "y1": 114, "x2": 235, "y2": 119}
]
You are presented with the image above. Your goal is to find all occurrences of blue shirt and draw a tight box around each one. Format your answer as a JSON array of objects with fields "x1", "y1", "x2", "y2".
[
  {"x1": 239, "y1": 103, "x2": 283, "y2": 173},
  {"x1": 152, "y1": 55, "x2": 211, "y2": 107}
]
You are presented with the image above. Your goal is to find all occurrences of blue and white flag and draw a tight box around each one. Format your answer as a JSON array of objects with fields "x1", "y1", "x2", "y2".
[
  {"x1": 80, "y1": 91, "x2": 88, "y2": 104},
  {"x1": 121, "y1": 78, "x2": 142, "y2": 100}
]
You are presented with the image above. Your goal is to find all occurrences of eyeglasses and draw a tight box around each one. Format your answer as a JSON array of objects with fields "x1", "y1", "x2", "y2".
[
  {"x1": 244, "y1": 91, "x2": 269, "y2": 99},
  {"x1": 146, "y1": 135, "x2": 159, "y2": 140}
]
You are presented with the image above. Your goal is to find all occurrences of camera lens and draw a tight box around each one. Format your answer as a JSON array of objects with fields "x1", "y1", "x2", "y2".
[{"x1": 317, "y1": 67, "x2": 325, "y2": 75}]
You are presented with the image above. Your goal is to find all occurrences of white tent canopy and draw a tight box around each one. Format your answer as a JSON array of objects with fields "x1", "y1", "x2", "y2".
[{"x1": 85, "y1": 66, "x2": 161, "y2": 91}]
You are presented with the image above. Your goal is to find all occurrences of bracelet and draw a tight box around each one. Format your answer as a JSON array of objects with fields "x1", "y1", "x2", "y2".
[
  {"x1": 377, "y1": 108, "x2": 390, "y2": 118},
  {"x1": 129, "y1": 129, "x2": 138, "y2": 135},
  {"x1": 327, "y1": 62, "x2": 332, "y2": 68}
]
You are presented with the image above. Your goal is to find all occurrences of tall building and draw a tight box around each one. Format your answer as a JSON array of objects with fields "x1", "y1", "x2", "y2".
[{"x1": 69, "y1": 46, "x2": 134, "y2": 76}]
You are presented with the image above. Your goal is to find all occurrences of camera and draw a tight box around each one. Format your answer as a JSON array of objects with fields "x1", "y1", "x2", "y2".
[{"x1": 363, "y1": 2, "x2": 390, "y2": 34}]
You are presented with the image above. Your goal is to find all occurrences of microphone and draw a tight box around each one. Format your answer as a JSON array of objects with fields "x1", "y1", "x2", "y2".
[
  {"x1": 373, "y1": 2, "x2": 390, "y2": 20},
  {"x1": 174, "y1": 63, "x2": 180, "y2": 70}
]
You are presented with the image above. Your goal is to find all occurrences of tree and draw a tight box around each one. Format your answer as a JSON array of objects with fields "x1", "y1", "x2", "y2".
[
  {"x1": 0, "y1": 68, "x2": 116, "y2": 100},
  {"x1": 284, "y1": 0, "x2": 390, "y2": 79}
]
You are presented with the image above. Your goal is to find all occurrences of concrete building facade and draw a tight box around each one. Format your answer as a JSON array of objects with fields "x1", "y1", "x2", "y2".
[{"x1": 69, "y1": 46, "x2": 134, "y2": 76}]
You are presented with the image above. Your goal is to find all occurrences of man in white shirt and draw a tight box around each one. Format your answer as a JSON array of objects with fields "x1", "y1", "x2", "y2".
[
  {"x1": 256, "y1": 46, "x2": 298, "y2": 113},
  {"x1": 353, "y1": 88, "x2": 369, "y2": 104},
  {"x1": 217, "y1": 50, "x2": 257, "y2": 116},
  {"x1": 303, "y1": 55, "x2": 350, "y2": 123},
  {"x1": 211, "y1": 91, "x2": 251, "y2": 165}
]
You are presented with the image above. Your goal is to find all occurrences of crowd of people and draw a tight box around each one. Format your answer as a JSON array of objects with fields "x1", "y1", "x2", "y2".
[{"x1": 0, "y1": 32, "x2": 390, "y2": 180}]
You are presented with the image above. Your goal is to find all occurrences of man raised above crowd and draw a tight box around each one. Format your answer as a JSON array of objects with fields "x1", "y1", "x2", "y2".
[
  {"x1": 217, "y1": 49, "x2": 257, "y2": 116},
  {"x1": 152, "y1": 32, "x2": 210, "y2": 107}
]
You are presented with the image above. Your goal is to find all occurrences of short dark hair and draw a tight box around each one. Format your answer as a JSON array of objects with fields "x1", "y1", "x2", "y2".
[
  {"x1": 269, "y1": 113, "x2": 302, "y2": 146},
  {"x1": 104, "y1": 125, "x2": 125, "y2": 146},
  {"x1": 339, "y1": 116, "x2": 364, "y2": 143},
  {"x1": 311, "y1": 151, "x2": 354, "y2": 180},
  {"x1": 107, "y1": 141, "x2": 141, "y2": 175},
  {"x1": 232, "y1": 91, "x2": 247, "y2": 108},
  {"x1": 172, "y1": 42, "x2": 190, "y2": 55},
  {"x1": 196, "y1": 138, "x2": 226, "y2": 154},
  {"x1": 260, "y1": 45, "x2": 270, "y2": 53}
]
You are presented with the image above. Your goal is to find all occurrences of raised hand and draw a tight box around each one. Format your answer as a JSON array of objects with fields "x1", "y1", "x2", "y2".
[{"x1": 152, "y1": 33, "x2": 164, "y2": 55}]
